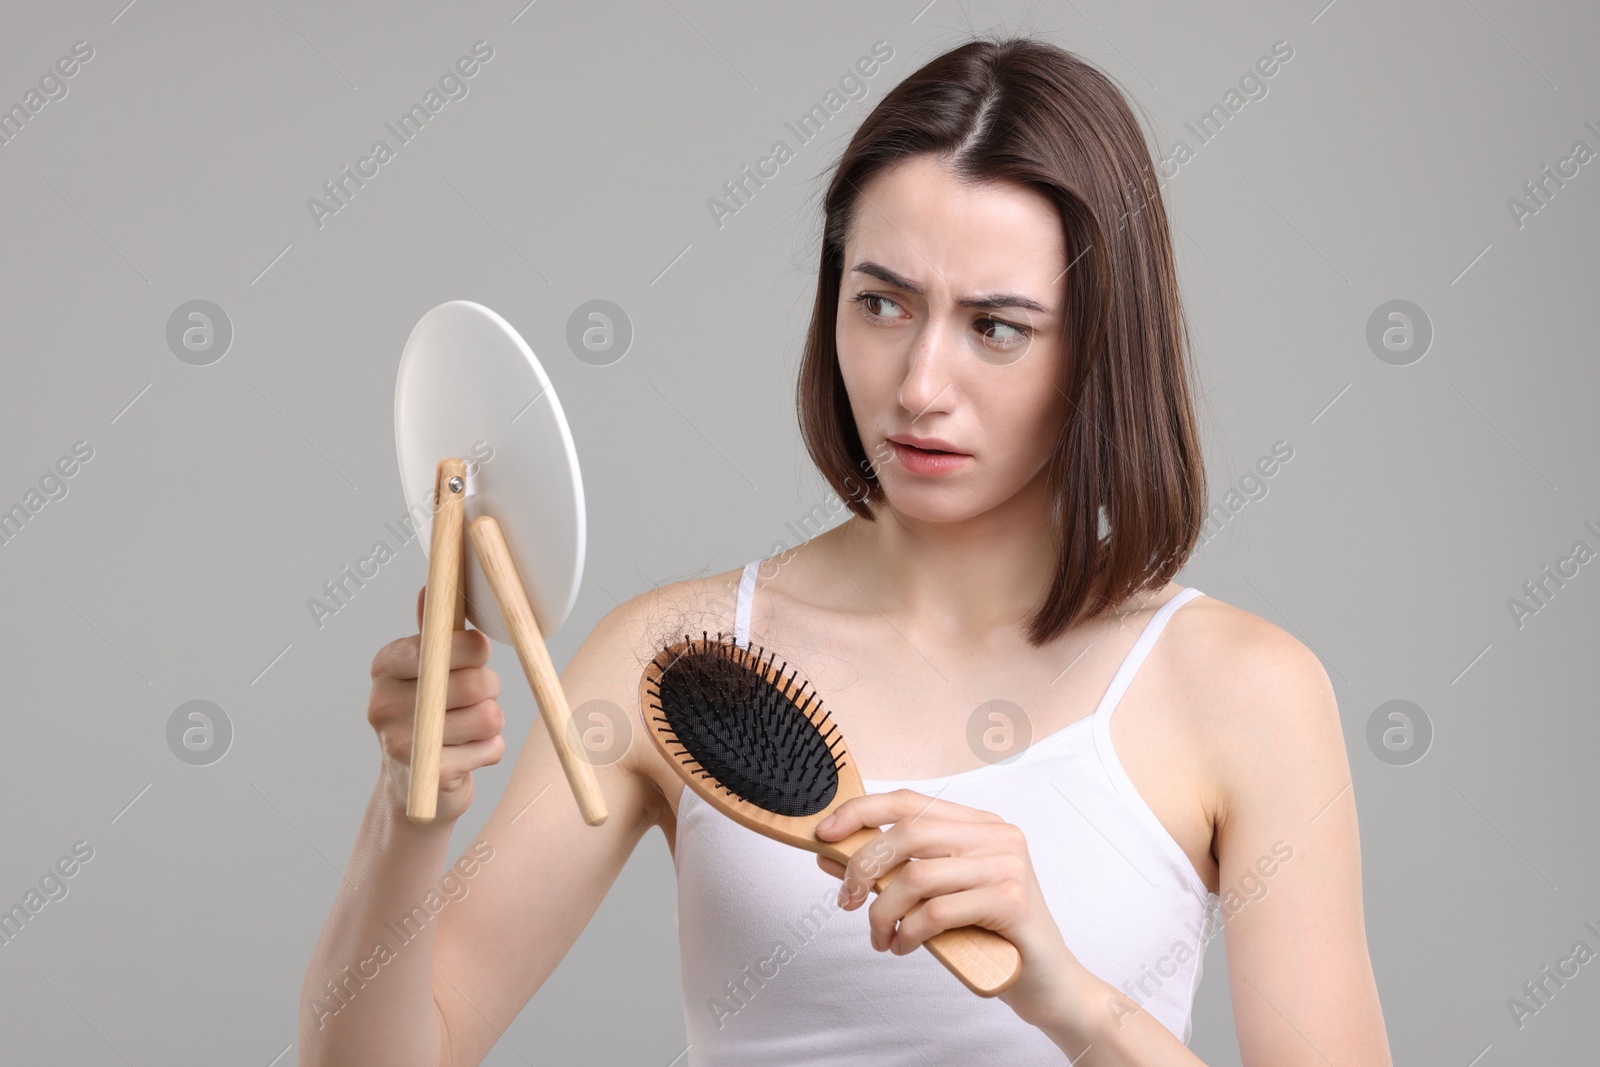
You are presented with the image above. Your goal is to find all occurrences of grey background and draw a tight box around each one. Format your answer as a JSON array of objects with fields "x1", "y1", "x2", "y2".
[{"x1": 0, "y1": 0, "x2": 1595, "y2": 1063}]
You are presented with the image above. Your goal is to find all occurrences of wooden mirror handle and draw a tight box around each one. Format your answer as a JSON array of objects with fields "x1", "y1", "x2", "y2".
[
  {"x1": 468, "y1": 515, "x2": 608, "y2": 827},
  {"x1": 407, "y1": 459, "x2": 468, "y2": 823}
]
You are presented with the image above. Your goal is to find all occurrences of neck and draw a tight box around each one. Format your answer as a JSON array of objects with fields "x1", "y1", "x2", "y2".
[{"x1": 835, "y1": 477, "x2": 1059, "y2": 639}]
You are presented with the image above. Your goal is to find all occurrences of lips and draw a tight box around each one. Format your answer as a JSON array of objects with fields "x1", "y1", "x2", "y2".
[
  {"x1": 887, "y1": 438, "x2": 970, "y2": 475},
  {"x1": 887, "y1": 434, "x2": 967, "y2": 456}
]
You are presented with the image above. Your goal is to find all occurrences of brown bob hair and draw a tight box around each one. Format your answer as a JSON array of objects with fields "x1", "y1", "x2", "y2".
[{"x1": 796, "y1": 35, "x2": 1208, "y2": 647}]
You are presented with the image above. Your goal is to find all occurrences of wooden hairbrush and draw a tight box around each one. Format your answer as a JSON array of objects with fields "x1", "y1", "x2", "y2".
[{"x1": 640, "y1": 630, "x2": 1023, "y2": 997}]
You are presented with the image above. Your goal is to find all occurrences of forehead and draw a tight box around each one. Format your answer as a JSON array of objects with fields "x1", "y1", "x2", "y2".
[{"x1": 843, "y1": 155, "x2": 1067, "y2": 294}]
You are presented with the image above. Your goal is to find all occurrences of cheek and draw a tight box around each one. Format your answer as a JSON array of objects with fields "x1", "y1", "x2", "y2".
[
  {"x1": 835, "y1": 335, "x2": 862, "y2": 400},
  {"x1": 990, "y1": 374, "x2": 1065, "y2": 461},
  {"x1": 834, "y1": 335, "x2": 876, "y2": 438},
  {"x1": 835, "y1": 307, "x2": 858, "y2": 382},
  {"x1": 998, "y1": 371, "x2": 1062, "y2": 425},
  {"x1": 836, "y1": 320, "x2": 893, "y2": 400}
]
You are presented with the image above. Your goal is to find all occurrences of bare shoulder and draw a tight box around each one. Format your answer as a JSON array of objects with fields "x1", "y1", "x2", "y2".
[
  {"x1": 1163, "y1": 590, "x2": 1334, "y2": 709},
  {"x1": 1159, "y1": 590, "x2": 1345, "y2": 819},
  {"x1": 583, "y1": 564, "x2": 748, "y2": 669},
  {"x1": 1157, "y1": 595, "x2": 1389, "y2": 1062},
  {"x1": 565, "y1": 565, "x2": 748, "y2": 824}
]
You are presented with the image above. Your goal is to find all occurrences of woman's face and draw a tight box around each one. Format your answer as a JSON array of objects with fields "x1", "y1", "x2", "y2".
[{"x1": 835, "y1": 154, "x2": 1071, "y2": 525}]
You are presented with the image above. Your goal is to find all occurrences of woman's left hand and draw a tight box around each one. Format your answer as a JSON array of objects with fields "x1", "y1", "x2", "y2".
[{"x1": 814, "y1": 788, "x2": 1100, "y2": 1032}]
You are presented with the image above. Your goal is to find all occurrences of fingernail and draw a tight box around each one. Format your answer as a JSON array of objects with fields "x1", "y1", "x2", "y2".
[{"x1": 817, "y1": 814, "x2": 837, "y2": 833}]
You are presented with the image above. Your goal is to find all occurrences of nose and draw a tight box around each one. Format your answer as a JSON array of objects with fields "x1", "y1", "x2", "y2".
[{"x1": 896, "y1": 319, "x2": 957, "y2": 420}]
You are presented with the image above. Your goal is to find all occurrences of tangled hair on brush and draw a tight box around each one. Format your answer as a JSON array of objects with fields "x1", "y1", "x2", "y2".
[
  {"x1": 631, "y1": 566, "x2": 747, "y2": 672},
  {"x1": 795, "y1": 32, "x2": 1209, "y2": 646}
]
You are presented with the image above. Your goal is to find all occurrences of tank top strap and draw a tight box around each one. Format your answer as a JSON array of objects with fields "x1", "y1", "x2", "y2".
[
  {"x1": 732, "y1": 558, "x2": 762, "y2": 648},
  {"x1": 1091, "y1": 587, "x2": 1207, "y2": 724}
]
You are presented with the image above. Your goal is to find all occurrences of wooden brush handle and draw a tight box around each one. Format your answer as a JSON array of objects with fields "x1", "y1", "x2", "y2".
[{"x1": 833, "y1": 826, "x2": 1023, "y2": 997}]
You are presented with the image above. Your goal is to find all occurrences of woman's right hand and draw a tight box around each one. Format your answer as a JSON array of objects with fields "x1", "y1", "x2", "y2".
[{"x1": 367, "y1": 585, "x2": 506, "y2": 823}]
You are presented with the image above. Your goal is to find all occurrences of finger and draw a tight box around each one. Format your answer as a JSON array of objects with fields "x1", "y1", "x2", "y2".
[
  {"x1": 437, "y1": 733, "x2": 506, "y2": 786},
  {"x1": 817, "y1": 789, "x2": 1003, "y2": 840},
  {"x1": 816, "y1": 855, "x2": 845, "y2": 880},
  {"x1": 887, "y1": 885, "x2": 1023, "y2": 956},
  {"x1": 441, "y1": 699, "x2": 504, "y2": 746},
  {"x1": 864, "y1": 854, "x2": 1021, "y2": 951},
  {"x1": 446, "y1": 664, "x2": 499, "y2": 710},
  {"x1": 840, "y1": 819, "x2": 1013, "y2": 904},
  {"x1": 414, "y1": 586, "x2": 483, "y2": 659},
  {"x1": 448, "y1": 628, "x2": 493, "y2": 671},
  {"x1": 379, "y1": 659, "x2": 499, "y2": 714},
  {"x1": 385, "y1": 699, "x2": 503, "y2": 761},
  {"x1": 381, "y1": 628, "x2": 492, "y2": 682}
]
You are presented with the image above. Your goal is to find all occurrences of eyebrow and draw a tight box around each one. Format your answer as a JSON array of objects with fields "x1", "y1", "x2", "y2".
[{"x1": 849, "y1": 261, "x2": 1053, "y2": 315}]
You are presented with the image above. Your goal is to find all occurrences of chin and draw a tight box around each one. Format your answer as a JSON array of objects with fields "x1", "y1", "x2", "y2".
[
  {"x1": 877, "y1": 480, "x2": 987, "y2": 524},
  {"x1": 877, "y1": 466, "x2": 1042, "y2": 525}
]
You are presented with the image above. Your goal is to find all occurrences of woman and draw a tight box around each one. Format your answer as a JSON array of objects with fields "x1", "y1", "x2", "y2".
[{"x1": 301, "y1": 35, "x2": 1392, "y2": 1066}]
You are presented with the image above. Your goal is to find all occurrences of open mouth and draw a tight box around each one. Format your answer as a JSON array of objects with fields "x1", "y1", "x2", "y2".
[
  {"x1": 887, "y1": 439, "x2": 971, "y2": 473},
  {"x1": 888, "y1": 436, "x2": 968, "y2": 456}
]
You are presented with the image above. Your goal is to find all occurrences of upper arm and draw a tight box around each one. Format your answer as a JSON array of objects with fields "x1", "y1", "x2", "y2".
[
  {"x1": 430, "y1": 591, "x2": 672, "y2": 1067},
  {"x1": 1205, "y1": 621, "x2": 1393, "y2": 1066}
]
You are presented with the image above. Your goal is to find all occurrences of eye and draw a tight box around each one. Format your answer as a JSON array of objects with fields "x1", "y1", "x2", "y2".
[
  {"x1": 848, "y1": 291, "x2": 906, "y2": 323},
  {"x1": 847, "y1": 292, "x2": 1033, "y2": 351},
  {"x1": 977, "y1": 316, "x2": 1030, "y2": 349}
]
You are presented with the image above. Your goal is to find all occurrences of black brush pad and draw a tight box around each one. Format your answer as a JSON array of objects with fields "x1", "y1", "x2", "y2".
[{"x1": 649, "y1": 633, "x2": 843, "y2": 818}]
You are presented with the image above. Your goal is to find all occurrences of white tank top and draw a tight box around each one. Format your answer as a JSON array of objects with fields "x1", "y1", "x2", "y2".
[{"x1": 670, "y1": 559, "x2": 1219, "y2": 1064}]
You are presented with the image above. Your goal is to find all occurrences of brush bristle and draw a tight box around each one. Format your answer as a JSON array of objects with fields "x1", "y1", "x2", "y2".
[{"x1": 644, "y1": 631, "x2": 844, "y2": 817}]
